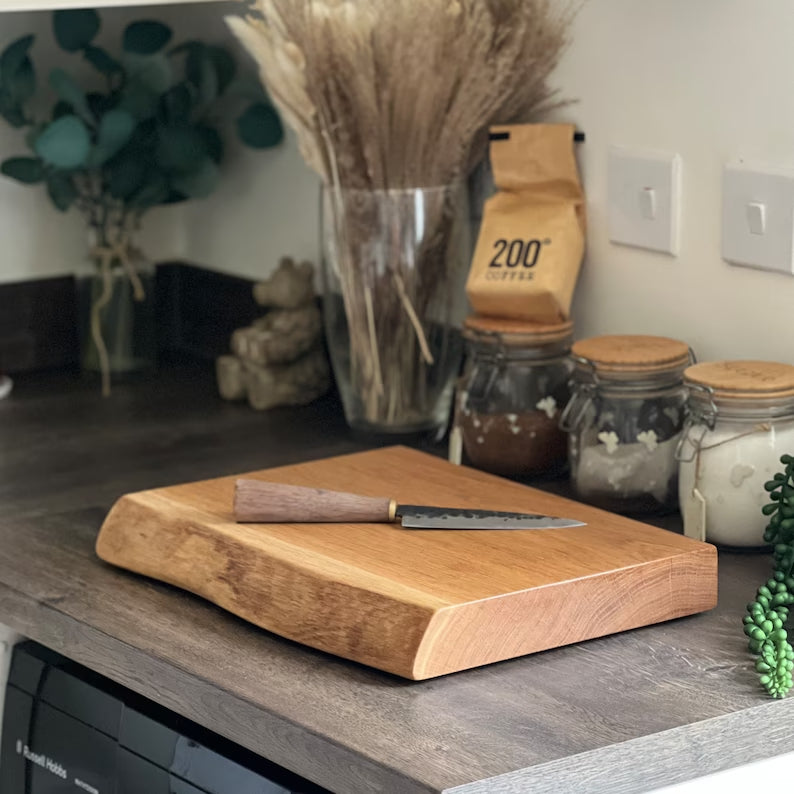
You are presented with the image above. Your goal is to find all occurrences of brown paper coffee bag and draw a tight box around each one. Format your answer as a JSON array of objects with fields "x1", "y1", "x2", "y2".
[{"x1": 466, "y1": 124, "x2": 585, "y2": 323}]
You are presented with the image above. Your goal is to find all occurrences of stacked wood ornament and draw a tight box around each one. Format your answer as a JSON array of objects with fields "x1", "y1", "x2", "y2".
[{"x1": 216, "y1": 258, "x2": 330, "y2": 410}]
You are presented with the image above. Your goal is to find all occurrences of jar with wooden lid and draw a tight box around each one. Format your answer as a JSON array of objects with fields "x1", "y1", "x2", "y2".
[
  {"x1": 677, "y1": 360, "x2": 794, "y2": 547},
  {"x1": 451, "y1": 315, "x2": 573, "y2": 477},
  {"x1": 560, "y1": 334, "x2": 693, "y2": 514}
]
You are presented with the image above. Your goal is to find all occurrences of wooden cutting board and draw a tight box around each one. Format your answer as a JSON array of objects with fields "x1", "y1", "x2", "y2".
[{"x1": 96, "y1": 446, "x2": 717, "y2": 680}]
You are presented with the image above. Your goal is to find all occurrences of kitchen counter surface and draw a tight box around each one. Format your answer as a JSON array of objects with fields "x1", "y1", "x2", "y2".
[{"x1": 0, "y1": 365, "x2": 789, "y2": 794}]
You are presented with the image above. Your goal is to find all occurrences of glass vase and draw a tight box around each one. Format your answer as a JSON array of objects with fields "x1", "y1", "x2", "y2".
[
  {"x1": 79, "y1": 244, "x2": 156, "y2": 384},
  {"x1": 321, "y1": 183, "x2": 470, "y2": 434}
]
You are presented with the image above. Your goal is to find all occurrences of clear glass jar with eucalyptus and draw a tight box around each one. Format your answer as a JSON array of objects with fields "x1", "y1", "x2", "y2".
[
  {"x1": 677, "y1": 360, "x2": 794, "y2": 547},
  {"x1": 452, "y1": 316, "x2": 572, "y2": 478},
  {"x1": 78, "y1": 227, "x2": 156, "y2": 394},
  {"x1": 560, "y1": 335, "x2": 693, "y2": 514}
]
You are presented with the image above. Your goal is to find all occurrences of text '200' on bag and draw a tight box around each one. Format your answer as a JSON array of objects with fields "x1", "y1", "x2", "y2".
[{"x1": 466, "y1": 123, "x2": 586, "y2": 324}]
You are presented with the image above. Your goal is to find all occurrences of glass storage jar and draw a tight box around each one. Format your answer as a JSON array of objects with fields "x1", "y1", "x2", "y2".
[
  {"x1": 560, "y1": 334, "x2": 692, "y2": 514},
  {"x1": 451, "y1": 315, "x2": 573, "y2": 478},
  {"x1": 677, "y1": 360, "x2": 794, "y2": 547}
]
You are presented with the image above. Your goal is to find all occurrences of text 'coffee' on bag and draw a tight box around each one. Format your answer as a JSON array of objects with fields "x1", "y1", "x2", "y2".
[{"x1": 466, "y1": 124, "x2": 586, "y2": 324}]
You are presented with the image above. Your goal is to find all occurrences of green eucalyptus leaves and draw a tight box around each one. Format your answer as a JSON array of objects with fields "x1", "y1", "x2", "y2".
[
  {"x1": 54, "y1": 9, "x2": 100, "y2": 52},
  {"x1": 0, "y1": 9, "x2": 283, "y2": 214},
  {"x1": 0, "y1": 10, "x2": 283, "y2": 399}
]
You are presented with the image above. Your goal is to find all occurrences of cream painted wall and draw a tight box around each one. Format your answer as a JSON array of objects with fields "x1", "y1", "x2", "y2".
[
  {"x1": 181, "y1": 128, "x2": 320, "y2": 281},
  {"x1": 550, "y1": 0, "x2": 794, "y2": 363}
]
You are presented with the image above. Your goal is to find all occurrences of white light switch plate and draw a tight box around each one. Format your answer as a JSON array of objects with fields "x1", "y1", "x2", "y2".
[
  {"x1": 722, "y1": 163, "x2": 794, "y2": 275},
  {"x1": 608, "y1": 146, "x2": 682, "y2": 255}
]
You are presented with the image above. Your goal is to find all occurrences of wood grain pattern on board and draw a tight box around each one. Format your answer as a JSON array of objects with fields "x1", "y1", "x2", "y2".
[{"x1": 95, "y1": 446, "x2": 718, "y2": 680}]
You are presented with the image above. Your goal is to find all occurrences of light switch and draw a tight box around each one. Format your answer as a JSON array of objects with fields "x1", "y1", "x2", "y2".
[
  {"x1": 722, "y1": 163, "x2": 794, "y2": 275},
  {"x1": 639, "y1": 187, "x2": 657, "y2": 220},
  {"x1": 608, "y1": 146, "x2": 682, "y2": 255},
  {"x1": 746, "y1": 202, "x2": 766, "y2": 235}
]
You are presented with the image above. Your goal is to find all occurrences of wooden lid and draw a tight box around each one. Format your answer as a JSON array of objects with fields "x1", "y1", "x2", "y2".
[
  {"x1": 684, "y1": 360, "x2": 794, "y2": 401},
  {"x1": 464, "y1": 315, "x2": 573, "y2": 346},
  {"x1": 571, "y1": 335, "x2": 690, "y2": 375}
]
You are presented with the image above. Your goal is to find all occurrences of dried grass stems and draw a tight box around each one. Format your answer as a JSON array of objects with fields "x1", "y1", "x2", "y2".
[{"x1": 229, "y1": 0, "x2": 576, "y2": 427}]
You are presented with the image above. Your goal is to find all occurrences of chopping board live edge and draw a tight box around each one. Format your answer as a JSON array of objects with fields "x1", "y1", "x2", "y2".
[{"x1": 95, "y1": 446, "x2": 718, "y2": 680}]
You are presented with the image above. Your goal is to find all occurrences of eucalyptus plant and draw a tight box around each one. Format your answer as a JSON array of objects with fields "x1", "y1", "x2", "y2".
[
  {"x1": 0, "y1": 8, "x2": 282, "y2": 251},
  {"x1": 0, "y1": 9, "x2": 282, "y2": 395}
]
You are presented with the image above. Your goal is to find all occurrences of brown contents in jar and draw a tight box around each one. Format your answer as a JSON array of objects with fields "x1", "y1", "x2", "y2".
[{"x1": 459, "y1": 409, "x2": 567, "y2": 477}]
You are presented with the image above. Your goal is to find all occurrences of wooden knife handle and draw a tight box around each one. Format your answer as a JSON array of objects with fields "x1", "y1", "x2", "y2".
[{"x1": 234, "y1": 479, "x2": 396, "y2": 523}]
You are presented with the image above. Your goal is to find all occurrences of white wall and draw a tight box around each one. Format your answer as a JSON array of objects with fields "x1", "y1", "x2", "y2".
[
  {"x1": 550, "y1": 0, "x2": 794, "y2": 363},
  {"x1": 180, "y1": 128, "x2": 320, "y2": 282},
  {"x1": 6, "y1": 0, "x2": 794, "y2": 368}
]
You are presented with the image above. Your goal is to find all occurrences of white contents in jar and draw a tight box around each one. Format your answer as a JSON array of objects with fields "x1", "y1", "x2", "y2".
[
  {"x1": 577, "y1": 434, "x2": 679, "y2": 503},
  {"x1": 679, "y1": 420, "x2": 794, "y2": 546},
  {"x1": 536, "y1": 396, "x2": 557, "y2": 418}
]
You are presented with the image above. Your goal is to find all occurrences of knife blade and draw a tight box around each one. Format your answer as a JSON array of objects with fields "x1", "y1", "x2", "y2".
[
  {"x1": 234, "y1": 479, "x2": 585, "y2": 530},
  {"x1": 395, "y1": 505, "x2": 584, "y2": 530}
]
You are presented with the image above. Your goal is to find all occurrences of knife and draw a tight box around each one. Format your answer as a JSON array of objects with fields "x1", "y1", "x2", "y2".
[{"x1": 234, "y1": 479, "x2": 585, "y2": 530}]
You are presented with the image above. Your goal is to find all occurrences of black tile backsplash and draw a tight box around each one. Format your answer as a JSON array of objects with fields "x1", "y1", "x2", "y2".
[
  {"x1": 0, "y1": 263, "x2": 259, "y2": 374},
  {"x1": 156, "y1": 263, "x2": 261, "y2": 360},
  {"x1": 0, "y1": 275, "x2": 79, "y2": 373}
]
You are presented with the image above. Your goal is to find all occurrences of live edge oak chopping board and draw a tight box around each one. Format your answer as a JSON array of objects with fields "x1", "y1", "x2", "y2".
[{"x1": 95, "y1": 446, "x2": 718, "y2": 680}]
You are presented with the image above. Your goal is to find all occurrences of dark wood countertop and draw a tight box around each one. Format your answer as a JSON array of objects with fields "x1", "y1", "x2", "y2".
[{"x1": 0, "y1": 365, "x2": 790, "y2": 794}]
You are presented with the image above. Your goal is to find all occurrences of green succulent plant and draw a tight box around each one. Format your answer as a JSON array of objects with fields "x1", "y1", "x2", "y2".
[
  {"x1": 743, "y1": 455, "x2": 794, "y2": 698},
  {"x1": 0, "y1": 9, "x2": 283, "y2": 240}
]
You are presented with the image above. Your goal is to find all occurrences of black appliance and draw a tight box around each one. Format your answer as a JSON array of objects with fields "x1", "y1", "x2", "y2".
[{"x1": 0, "y1": 642, "x2": 328, "y2": 794}]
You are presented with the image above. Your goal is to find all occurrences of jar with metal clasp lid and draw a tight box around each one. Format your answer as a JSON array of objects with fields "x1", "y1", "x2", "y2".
[
  {"x1": 677, "y1": 360, "x2": 794, "y2": 547},
  {"x1": 560, "y1": 334, "x2": 693, "y2": 514},
  {"x1": 450, "y1": 315, "x2": 573, "y2": 478}
]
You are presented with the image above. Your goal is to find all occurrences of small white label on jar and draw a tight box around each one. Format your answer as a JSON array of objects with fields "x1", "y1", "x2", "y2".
[
  {"x1": 448, "y1": 426, "x2": 463, "y2": 465},
  {"x1": 683, "y1": 487, "x2": 707, "y2": 542}
]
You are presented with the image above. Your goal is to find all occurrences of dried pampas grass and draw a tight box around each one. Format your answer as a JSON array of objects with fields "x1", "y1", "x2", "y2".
[
  {"x1": 228, "y1": 0, "x2": 576, "y2": 430},
  {"x1": 228, "y1": 0, "x2": 575, "y2": 189}
]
